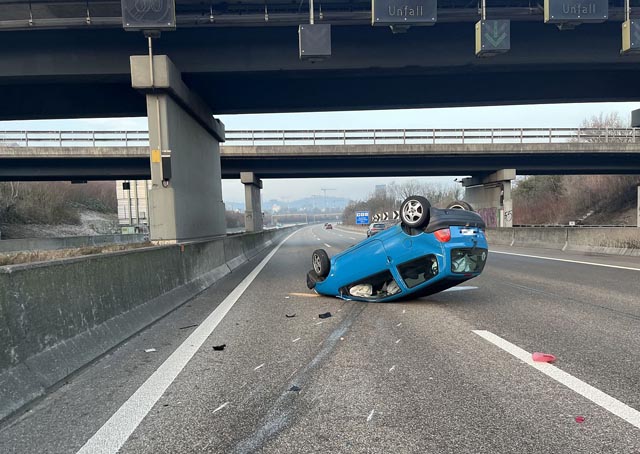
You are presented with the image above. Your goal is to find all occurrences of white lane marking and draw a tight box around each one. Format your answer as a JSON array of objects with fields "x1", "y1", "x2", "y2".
[
  {"x1": 254, "y1": 363, "x2": 265, "y2": 371},
  {"x1": 367, "y1": 410, "x2": 375, "y2": 422},
  {"x1": 389, "y1": 365, "x2": 396, "y2": 372},
  {"x1": 212, "y1": 402, "x2": 229, "y2": 414},
  {"x1": 491, "y1": 250, "x2": 640, "y2": 272},
  {"x1": 324, "y1": 243, "x2": 332, "y2": 248},
  {"x1": 395, "y1": 339, "x2": 401, "y2": 344},
  {"x1": 443, "y1": 286, "x2": 479, "y2": 292},
  {"x1": 76, "y1": 230, "x2": 300, "y2": 454},
  {"x1": 396, "y1": 323, "x2": 402, "y2": 327},
  {"x1": 473, "y1": 330, "x2": 640, "y2": 430},
  {"x1": 292, "y1": 338, "x2": 301, "y2": 343}
]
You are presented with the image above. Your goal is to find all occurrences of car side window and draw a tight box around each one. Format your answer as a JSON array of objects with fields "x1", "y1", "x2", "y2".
[
  {"x1": 340, "y1": 270, "x2": 401, "y2": 300},
  {"x1": 397, "y1": 255, "x2": 439, "y2": 288}
]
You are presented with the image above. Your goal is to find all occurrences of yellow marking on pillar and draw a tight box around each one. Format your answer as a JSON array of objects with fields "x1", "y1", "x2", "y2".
[{"x1": 151, "y1": 149, "x2": 161, "y2": 163}]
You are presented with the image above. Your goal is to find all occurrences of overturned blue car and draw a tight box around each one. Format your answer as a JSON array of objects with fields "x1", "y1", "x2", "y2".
[{"x1": 306, "y1": 196, "x2": 488, "y2": 302}]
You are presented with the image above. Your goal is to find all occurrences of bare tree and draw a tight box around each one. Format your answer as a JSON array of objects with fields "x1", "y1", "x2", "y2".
[{"x1": 577, "y1": 112, "x2": 636, "y2": 143}]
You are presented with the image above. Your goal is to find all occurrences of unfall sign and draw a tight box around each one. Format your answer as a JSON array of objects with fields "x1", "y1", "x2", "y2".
[{"x1": 372, "y1": 0, "x2": 437, "y2": 26}]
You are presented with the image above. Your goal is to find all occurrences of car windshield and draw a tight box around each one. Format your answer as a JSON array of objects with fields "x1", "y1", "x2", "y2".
[{"x1": 397, "y1": 254, "x2": 439, "y2": 288}]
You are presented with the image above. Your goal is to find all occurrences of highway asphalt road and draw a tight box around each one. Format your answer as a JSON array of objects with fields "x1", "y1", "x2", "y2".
[{"x1": 1, "y1": 225, "x2": 639, "y2": 453}]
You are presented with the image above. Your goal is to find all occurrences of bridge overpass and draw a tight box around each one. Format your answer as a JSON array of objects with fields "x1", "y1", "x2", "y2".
[{"x1": 2, "y1": 127, "x2": 640, "y2": 181}]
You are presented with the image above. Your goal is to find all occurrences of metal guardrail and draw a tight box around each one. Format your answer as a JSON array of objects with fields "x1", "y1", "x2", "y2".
[{"x1": 0, "y1": 128, "x2": 639, "y2": 148}]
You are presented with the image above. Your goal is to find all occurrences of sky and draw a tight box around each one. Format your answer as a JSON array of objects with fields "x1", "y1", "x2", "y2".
[{"x1": 1, "y1": 101, "x2": 639, "y2": 204}]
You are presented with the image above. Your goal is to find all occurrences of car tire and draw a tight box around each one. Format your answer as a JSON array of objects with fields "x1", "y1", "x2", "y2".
[
  {"x1": 312, "y1": 249, "x2": 330, "y2": 278},
  {"x1": 400, "y1": 196, "x2": 431, "y2": 228},
  {"x1": 446, "y1": 200, "x2": 474, "y2": 211}
]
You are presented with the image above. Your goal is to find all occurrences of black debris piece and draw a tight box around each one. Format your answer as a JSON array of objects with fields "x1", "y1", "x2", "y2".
[
  {"x1": 286, "y1": 313, "x2": 296, "y2": 318},
  {"x1": 212, "y1": 344, "x2": 226, "y2": 351},
  {"x1": 288, "y1": 385, "x2": 301, "y2": 392},
  {"x1": 319, "y1": 312, "x2": 332, "y2": 319},
  {"x1": 179, "y1": 324, "x2": 198, "y2": 330}
]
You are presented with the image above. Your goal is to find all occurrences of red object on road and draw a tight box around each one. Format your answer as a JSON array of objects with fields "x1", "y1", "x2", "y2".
[
  {"x1": 575, "y1": 416, "x2": 585, "y2": 423},
  {"x1": 532, "y1": 352, "x2": 557, "y2": 363}
]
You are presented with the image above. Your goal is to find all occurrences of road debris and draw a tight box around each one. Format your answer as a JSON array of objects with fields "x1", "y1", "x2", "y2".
[
  {"x1": 212, "y1": 344, "x2": 226, "y2": 351},
  {"x1": 532, "y1": 352, "x2": 556, "y2": 363},
  {"x1": 179, "y1": 324, "x2": 198, "y2": 330},
  {"x1": 213, "y1": 402, "x2": 229, "y2": 414},
  {"x1": 367, "y1": 410, "x2": 375, "y2": 422},
  {"x1": 286, "y1": 313, "x2": 296, "y2": 318},
  {"x1": 575, "y1": 416, "x2": 585, "y2": 423},
  {"x1": 319, "y1": 312, "x2": 332, "y2": 319},
  {"x1": 288, "y1": 385, "x2": 301, "y2": 392},
  {"x1": 144, "y1": 348, "x2": 156, "y2": 353},
  {"x1": 254, "y1": 363, "x2": 265, "y2": 371}
]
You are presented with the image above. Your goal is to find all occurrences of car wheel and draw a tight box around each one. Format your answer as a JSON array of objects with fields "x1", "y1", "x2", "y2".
[
  {"x1": 446, "y1": 200, "x2": 474, "y2": 211},
  {"x1": 400, "y1": 196, "x2": 431, "y2": 228},
  {"x1": 312, "y1": 249, "x2": 330, "y2": 278}
]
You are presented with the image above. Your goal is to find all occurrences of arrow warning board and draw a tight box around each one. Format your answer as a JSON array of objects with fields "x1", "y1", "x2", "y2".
[{"x1": 475, "y1": 20, "x2": 510, "y2": 57}]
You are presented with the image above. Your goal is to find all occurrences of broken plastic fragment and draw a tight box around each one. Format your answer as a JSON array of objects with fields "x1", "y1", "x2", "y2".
[
  {"x1": 288, "y1": 385, "x2": 301, "y2": 392},
  {"x1": 144, "y1": 348, "x2": 156, "y2": 353},
  {"x1": 212, "y1": 344, "x2": 226, "y2": 351},
  {"x1": 179, "y1": 324, "x2": 198, "y2": 330},
  {"x1": 575, "y1": 416, "x2": 585, "y2": 423},
  {"x1": 532, "y1": 352, "x2": 556, "y2": 363},
  {"x1": 319, "y1": 312, "x2": 332, "y2": 319},
  {"x1": 286, "y1": 313, "x2": 296, "y2": 318}
]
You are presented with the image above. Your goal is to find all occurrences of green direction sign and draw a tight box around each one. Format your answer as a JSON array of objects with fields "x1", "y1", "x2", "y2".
[
  {"x1": 372, "y1": 0, "x2": 437, "y2": 26},
  {"x1": 544, "y1": 0, "x2": 608, "y2": 24},
  {"x1": 475, "y1": 20, "x2": 510, "y2": 57}
]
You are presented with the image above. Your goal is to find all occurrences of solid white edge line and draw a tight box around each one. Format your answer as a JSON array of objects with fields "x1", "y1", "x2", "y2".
[
  {"x1": 473, "y1": 330, "x2": 640, "y2": 430},
  {"x1": 490, "y1": 250, "x2": 640, "y2": 272},
  {"x1": 76, "y1": 229, "x2": 300, "y2": 454}
]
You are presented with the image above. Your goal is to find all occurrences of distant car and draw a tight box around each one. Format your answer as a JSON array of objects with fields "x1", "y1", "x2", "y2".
[
  {"x1": 325, "y1": 223, "x2": 333, "y2": 229},
  {"x1": 306, "y1": 197, "x2": 488, "y2": 302},
  {"x1": 366, "y1": 222, "x2": 387, "y2": 237}
]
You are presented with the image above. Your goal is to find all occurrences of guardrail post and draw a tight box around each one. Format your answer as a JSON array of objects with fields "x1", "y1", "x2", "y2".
[
  {"x1": 461, "y1": 129, "x2": 465, "y2": 143},
  {"x1": 92, "y1": 131, "x2": 96, "y2": 147},
  {"x1": 282, "y1": 130, "x2": 285, "y2": 146},
  {"x1": 343, "y1": 130, "x2": 346, "y2": 145},
  {"x1": 577, "y1": 128, "x2": 581, "y2": 142},
  {"x1": 520, "y1": 129, "x2": 523, "y2": 144},
  {"x1": 252, "y1": 130, "x2": 255, "y2": 146},
  {"x1": 605, "y1": 127, "x2": 609, "y2": 142},
  {"x1": 403, "y1": 129, "x2": 406, "y2": 144},
  {"x1": 59, "y1": 131, "x2": 62, "y2": 146},
  {"x1": 313, "y1": 130, "x2": 316, "y2": 145},
  {"x1": 124, "y1": 131, "x2": 128, "y2": 146},
  {"x1": 25, "y1": 131, "x2": 28, "y2": 147},
  {"x1": 432, "y1": 129, "x2": 436, "y2": 144},
  {"x1": 633, "y1": 128, "x2": 637, "y2": 142},
  {"x1": 549, "y1": 129, "x2": 552, "y2": 143},
  {"x1": 491, "y1": 129, "x2": 494, "y2": 144}
]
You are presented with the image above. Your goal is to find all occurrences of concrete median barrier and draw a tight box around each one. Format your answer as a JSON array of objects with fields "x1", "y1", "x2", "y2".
[
  {"x1": 487, "y1": 227, "x2": 640, "y2": 256},
  {"x1": 0, "y1": 227, "x2": 297, "y2": 421},
  {"x1": 0, "y1": 234, "x2": 147, "y2": 253}
]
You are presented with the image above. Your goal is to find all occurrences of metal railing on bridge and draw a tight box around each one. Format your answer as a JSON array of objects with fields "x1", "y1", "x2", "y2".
[{"x1": 0, "y1": 128, "x2": 639, "y2": 147}]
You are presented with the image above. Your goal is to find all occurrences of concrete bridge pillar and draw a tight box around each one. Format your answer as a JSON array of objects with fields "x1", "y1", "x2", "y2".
[
  {"x1": 130, "y1": 55, "x2": 226, "y2": 243},
  {"x1": 462, "y1": 169, "x2": 515, "y2": 228},
  {"x1": 241, "y1": 172, "x2": 263, "y2": 232}
]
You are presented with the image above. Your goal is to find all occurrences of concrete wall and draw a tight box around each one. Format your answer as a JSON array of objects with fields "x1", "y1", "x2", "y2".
[
  {"x1": 486, "y1": 227, "x2": 640, "y2": 256},
  {"x1": 0, "y1": 227, "x2": 296, "y2": 421},
  {"x1": 0, "y1": 234, "x2": 146, "y2": 254}
]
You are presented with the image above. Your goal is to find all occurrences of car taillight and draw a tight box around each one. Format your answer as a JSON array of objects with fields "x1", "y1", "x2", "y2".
[{"x1": 434, "y1": 228, "x2": 451, "y2": 242}]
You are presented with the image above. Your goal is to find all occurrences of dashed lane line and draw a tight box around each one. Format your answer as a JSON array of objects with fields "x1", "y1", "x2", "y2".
[
  {"x1": 76, "y1": 230, "x2": 300, "y2": 454},
  {"x1": 473, "y1": 330, "x2": 640, "y2": 430}
]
